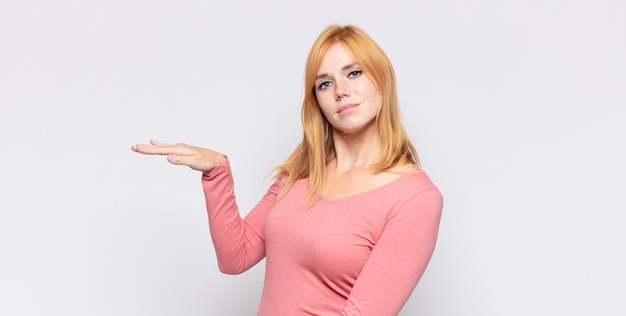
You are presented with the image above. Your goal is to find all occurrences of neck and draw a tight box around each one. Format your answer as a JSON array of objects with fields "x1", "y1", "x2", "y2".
[{"x1": 331, "y1": 126, "x2": 382, "y2": 173}]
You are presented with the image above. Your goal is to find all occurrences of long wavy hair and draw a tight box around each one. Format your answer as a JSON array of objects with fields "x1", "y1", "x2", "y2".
[{"x1": 275, "y1": 24, "x2": 420, "y2": 201}]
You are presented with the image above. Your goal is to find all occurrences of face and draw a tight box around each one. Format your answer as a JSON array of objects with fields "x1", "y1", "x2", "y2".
[{"x1": 314, "y1": 43, "x2": 381, "y2": 137}]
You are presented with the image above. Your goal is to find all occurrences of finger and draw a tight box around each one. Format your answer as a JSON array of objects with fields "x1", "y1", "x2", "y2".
[
  {"x1": 131, "y1": 143, "x2": 153, "y2": 152},
  {"x1": 132, "y1": 143, "x2": 179, "y2": 155},
  {"x1": 131, "y1": 139, "x2": 165, "y2": 153},
  {"x1": 149, "y1": 140, "x2": 198, "y2": 155},
  {"x1": 150, "y1": 139, "x2": 170, "y2": 146}
]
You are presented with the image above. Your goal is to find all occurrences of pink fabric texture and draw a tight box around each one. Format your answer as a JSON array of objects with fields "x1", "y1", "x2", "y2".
[{"x1": 202, "y1": 159, "x2": 443, "y2": 316}]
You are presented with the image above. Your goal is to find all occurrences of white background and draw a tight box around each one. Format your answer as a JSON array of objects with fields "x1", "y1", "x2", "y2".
[{"x1": 1, "y1": 0, "x2": 625, "y2": 315}]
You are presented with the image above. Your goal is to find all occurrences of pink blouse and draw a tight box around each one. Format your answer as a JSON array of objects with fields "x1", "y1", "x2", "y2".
[{"x1": 202, "y1": 159, "x2": 443, "y2": 315}]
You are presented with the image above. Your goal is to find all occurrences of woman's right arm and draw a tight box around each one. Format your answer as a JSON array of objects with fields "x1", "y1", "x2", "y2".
[
  {"x1": 202, "y1": 159, "x2": 282, "y2": 274},
  {"x1": 131, "y1": 139, "x2": 280, "y2": 274}
]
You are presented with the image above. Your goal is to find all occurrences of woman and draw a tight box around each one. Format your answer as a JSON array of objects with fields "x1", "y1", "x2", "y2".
[{"x1": 132, "y1": 24, "x2": 443, "y2": 316}]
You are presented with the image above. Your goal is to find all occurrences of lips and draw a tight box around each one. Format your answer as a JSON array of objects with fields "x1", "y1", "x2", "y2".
[{"x1": 337, "y1": 103, "x2": 359, "y2": 114}]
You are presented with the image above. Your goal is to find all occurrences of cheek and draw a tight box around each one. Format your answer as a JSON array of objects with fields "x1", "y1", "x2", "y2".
[
  {"x1": 369, "y1": 83, "x2": 381, "y2": 105},
  {"x1": 357, "y1": 80, "x2": 377, "y2": 97},
  {"x1": 316, "y1": 92, "x2": 335, "y2": 115}
]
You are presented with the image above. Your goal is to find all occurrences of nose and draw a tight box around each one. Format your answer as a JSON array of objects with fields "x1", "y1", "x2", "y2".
[{"x1": 335, "y1": 80, "x2": 350, "y2": 100}]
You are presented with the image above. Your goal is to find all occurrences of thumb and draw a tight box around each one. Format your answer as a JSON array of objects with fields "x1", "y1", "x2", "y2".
[{"x1": 167, "y1": 154, "x2": 192, "y2": 166}]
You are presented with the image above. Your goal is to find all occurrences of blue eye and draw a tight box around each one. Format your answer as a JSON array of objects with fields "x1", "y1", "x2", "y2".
[
  {"x1": 348, "y1": 70, "x2": 362, "y2": 78},
  {"x1": 318, "y1": 81, "x2": 331, "y2": 90}
]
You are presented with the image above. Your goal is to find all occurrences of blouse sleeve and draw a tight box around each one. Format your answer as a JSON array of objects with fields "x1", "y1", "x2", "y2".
[
  {"x1": 341, "y1": 189, "x2": 444, "y2": 316},
  {"x1": 201, "y1": 158, "x2": 282, "y2": 274}
]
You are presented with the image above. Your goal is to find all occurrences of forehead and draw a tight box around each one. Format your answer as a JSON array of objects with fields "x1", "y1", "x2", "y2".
[{"x1": 317, "y1": 43, "x2": 357, "y2": 72}]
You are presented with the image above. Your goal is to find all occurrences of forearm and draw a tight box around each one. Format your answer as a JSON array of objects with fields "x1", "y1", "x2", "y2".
[{"x1": 202, "y1": 159, "x2": 277, "y2": 274}]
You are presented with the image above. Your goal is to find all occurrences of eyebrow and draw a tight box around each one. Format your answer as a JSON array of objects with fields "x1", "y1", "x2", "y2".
[{"x1": 315, "y1": 63, "x2": 359, "y2": 80}]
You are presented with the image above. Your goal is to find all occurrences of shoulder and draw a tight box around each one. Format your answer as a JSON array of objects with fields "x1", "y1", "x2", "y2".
[
  {"x1": 385, "y1": 161, "x2": 419, "y2": 175},
  {"x1": 384, "y1": 171, "x2": 443, "y2": 223},
  {"x1": 382, "y1": 162, "x2": 438, "y2": 194},
  {"x1": 384, "y1": 162, "x2": 442, "y2": 205},
  {"x1": 367, "y1": 165, "x2": 442, "y2": 206}
]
